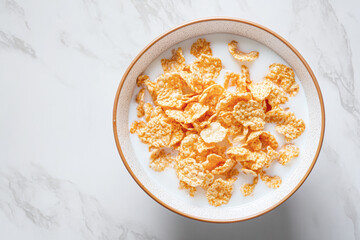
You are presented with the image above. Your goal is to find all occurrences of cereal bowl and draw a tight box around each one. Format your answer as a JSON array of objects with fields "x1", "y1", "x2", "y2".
[{"x1": 113, "y1": 17, "x2": 325, "y2": 222}]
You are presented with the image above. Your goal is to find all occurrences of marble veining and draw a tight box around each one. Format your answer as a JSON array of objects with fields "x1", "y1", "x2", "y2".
[{"x1": 0, "y1": 0, "x2": 359, "y2": 239}]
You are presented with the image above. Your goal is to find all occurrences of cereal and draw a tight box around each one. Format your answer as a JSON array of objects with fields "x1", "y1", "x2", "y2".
[
  {"x1": 216, "y1": 91, "x2": 251, "y2": 113},
  {"x1": 202, "y1": 153, "x2": 225, "y2": 171},
  {"x1": 206, "y1": 178, "x2": 234, "y2": 206},
  {"x1": 155, "y1": 73, "x2": 187, "y2": 109},
  {"x1": 266, "y1": 82, "x2": 288, "y2": 107},
  {"x1": 240, "y1": 176, "x2": 258, "y2": 196},
  {"x1": 144, "y1": 103, "x2": 153, "y2": 122},
  {"x1": 149, "y1": 148, "x2": 173, "y2": 171},
  {"x1": 233, "y1": 100, "x2": 265, "y2": 131},
  {"x1": 248, "y1": 80, "x2": 272, "y2": 102},
  {"x1": 226, "y1": 146, "x2": 251, "y2": 162},
  {"x1": 200, "y1": 122, "x2": 228, "y2": 143},
  {"x1": 190, "y1": 54, "x2": 222, "y2": 81},
  {"x1": 265, "y1": 63, "x2": 299, "y2": 96},
  {"x1": 165, "y1": 102, "x2": 209, "y2": 124},
  {"x1": 265, "y1": 146, "x2": 279, "y2": 168},
  {"x1": 161, "y1": 48, "x2": 186, "y2": 73},
  {"x1": 199, "y1": 84, "x2": 224, "y2": 114},
  {"x1": 176, "y1": 157, "x2": 205, "y2": 187},
  {"x1": 191, "y1": 38, "x2": 212, "y2": 58},
  {"x1": 278, "y1": 144, "x2": 300, "y2": 165},
  {"x1": 201, "y1": 172, "x2": 215, "y2": 189},
  {"x1": 137, "y1": 75, "x2": 149, "y2": 87},
  {"x1": 260, "y1": 170, "x2": 282, "y2": 189},
  {"x1": 275, "y1": 113, "x2": 306, "y2": 141},
  {"x1": 130, "y1": 38, "x2": 305, "y2": 206},
  {"x1": 212, "y1": 158, "x2": 237, "y2": 175},
  {"x1": 136, "y1": 88, "x2": 145, "y2": 117},
  {"x1": 228, "y1": 40, "x2": 259, "y2": 62},
  {"x1": 179, "y1": 71, "x2": 205, "y2": 93}
]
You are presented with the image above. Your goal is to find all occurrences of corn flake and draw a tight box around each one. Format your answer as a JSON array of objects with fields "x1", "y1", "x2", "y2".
[
  {"x1": 202, "y1": 153, "x2": 225, "y2": 171},
  {"x1": 265, "y1": 63, "x2": 299, "y2": 97},
  {"x1": 149, "y1": 148, "x2": 173, "y2": 171},
  {"x1": 165, "y1": 102, "x2": 209, "y2": 124},
  {"x1": 228, "y1": 40, "x2": 259, "y2": 62},
  {"x1": 233, "y1": 100, "x2": 265, "y2": 131},
  {"x1": 200, "y1": 122, "x2": 228, "y2": 143},
  {"x1": 190, "y1": 54, "x2": 222, "y2": 81},
  {"x1": 240, "y1": 176, "x2": 258, "y2": 197},
  {"x1": 191, "y1": 38, "x2": 212, "y2": 58},
  {"x1": 260, "y1": 170, "x2": 282, "y2": 189},
  {"x1": 161, "y1": 48, "x2": 186, "y2": 73},
  {"x1": 206, "y1": 178, "x2": 234, "y2": 206},
  {"x1": 176, "y1": 157, "x2": 205, "y2": 187},
  {"x1": 212, "y1": 158, "x2": 237, "y2": 175},
  {"x1": 278, "y1": 144, "x2": 300, "y2": 165}
]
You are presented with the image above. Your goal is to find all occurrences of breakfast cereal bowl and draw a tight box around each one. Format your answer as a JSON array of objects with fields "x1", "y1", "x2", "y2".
[{"x1": 113, "y1": 17, "x2": 325, "y2": 222}]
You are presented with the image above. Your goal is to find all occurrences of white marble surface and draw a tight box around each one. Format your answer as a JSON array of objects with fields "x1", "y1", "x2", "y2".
[{"x1": 0, "y1": 0, "x2": 359, "y2": 239}]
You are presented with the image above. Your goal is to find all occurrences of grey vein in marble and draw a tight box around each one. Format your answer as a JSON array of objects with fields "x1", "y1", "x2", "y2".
[
  {"x1": 291, "y1": 0, "x2": 360, "y2": 138},
  {"x1": 0, "y1": 165, "x2": 158, "y2": 240},
  {"x1": 0, "y1": 31, "x2": 36, "y2": 58},
  {"x1": 322, "y1": 143, "x2": 360, "y2": 239}
]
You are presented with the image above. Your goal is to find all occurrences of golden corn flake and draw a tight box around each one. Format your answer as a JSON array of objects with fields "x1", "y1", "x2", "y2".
[
  {"x1": 179, "y1": 134, "x2": 215, "y2": 158},
  {"x1": 228, "y1": 40, "x2": 259, "y2": 62},
  {"x1": 169, "y1": 122, "x2": 185, "y2": 147},
  {"x1": 265, "y1": 63, "x2": 299, "y2": 97},
  {"x1": 202, "y1": 153, "x2": 225, "y2": 171},
  {"x1": 155, "y1": 73, "x2": 186, "y2": 109},
  {"x1": 245, "y1": 131, "x2": 278, "y2": 151},
  {"x1": 176, "y1": 157, "x2": 205, "y2": 187},
  {"x1": 144, "y1": 78, "x2": 157, "y2": 102},
  {"x1": 137, "y1": 75, "x2": 149, "y2": 87},
  {"x1": 266, "y1": 82, "x2": 289, "y2": 107},
  {"x1": 201, "y1": 172, "x2": 215, "y2": 189},
  {"x1": 260, "y1": 171, "x2": 282, "y2": 189},
  {"x1": 190, "y1": 54, "x2": 222, "y2": 81},
  {"x1": 161, "y1": 48, "x2": 186, "y2": 73},
  {"x1": 130, "y1": 38, "x2": 305, "y2": 206},
  {"x1": 179, "y1": 180, "x2": 196, "y2": 197},
  {"x1": 199, "y1": 84, "x2": 224, "y2": 114},
  {"x1": 136, "y1": 88, "x2": 145, "y2": 118},
  {"x1": 247, "y1": 151, "x2": 267, "y2": 171},
  {"x1": 265, "y1": 146, "x2": 279, "y2": 168},
  {"x1": 216, "y1": 91, "x2": 251, "y2": 113},
  {"x1": 206, "y1": 178, "x2": 234, "y2": 206},
  {"x1": 144, "y1": 103, "x2": 153, "y2": 122},
  {"x1": 265, "y1": 106, "x2": 288, "y2": 123},
  {"x1": 191, "y1": 38, "x2": 212, "y2": 58},
  {"x1": 248, "y1": 80, "x2": 272, "y2": 102},
  {"x1": 276, "y1": 113, "x2": 306, "y2": 141},
  {"x1": 212, "y1": 158, "x2": 237, "y2": 175},
  {"x1": 200, "y1": 122, "x2": 228, "y2": 143},
  {"x1": 278, "y1": 144, "x2": 300, "y2": 165},
  {"x1": 149, "y1": 148, "x2": 173, "y2": 171},
  {"x1": 165, "y1": 102, "x2": 209, "y2": 124},
  {"x1": 130, "y1": 120, "x2": 145, "y2": 134},
  {"x1": 226, "y1": 146, "x2": 250, "y2": 162},
  {"x1": 179, "y1": 71, "x2": 205, "y2": 93},
  {"x1": 240, "y1": 176, "x2": 258, "y2": 197},
  {"x1": 233, "y1": 100, "x2": 265, "y2": 131}
]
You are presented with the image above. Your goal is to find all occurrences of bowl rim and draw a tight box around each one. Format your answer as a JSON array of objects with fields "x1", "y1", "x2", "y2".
[{"x1": 112, "y1": 17, "x2": 325, "y2": 223}]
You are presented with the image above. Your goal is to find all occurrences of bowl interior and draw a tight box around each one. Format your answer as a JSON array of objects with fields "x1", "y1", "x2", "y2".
[{"x1": 114, "y1": 19, "x2": 323, "y2": 222}]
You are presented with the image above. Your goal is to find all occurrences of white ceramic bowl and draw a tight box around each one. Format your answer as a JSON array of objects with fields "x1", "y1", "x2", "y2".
[{"x1": 113, "y1": 18, "x2": 325, "y2": 222}]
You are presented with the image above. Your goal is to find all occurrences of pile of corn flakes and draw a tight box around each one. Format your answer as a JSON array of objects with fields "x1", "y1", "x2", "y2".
[{"x1": 130, "y1": 38, "x2": 305, "y2": 207}]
